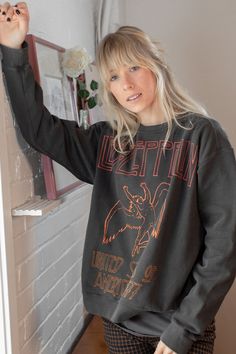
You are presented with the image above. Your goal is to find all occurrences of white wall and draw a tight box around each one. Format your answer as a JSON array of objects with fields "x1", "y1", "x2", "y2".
[
  {"x1": 27, "y1": 0, "x2": 97, "y2": 57},
  {"x1": 124, "y1": 1, "x2": 236, "y2": 353}
]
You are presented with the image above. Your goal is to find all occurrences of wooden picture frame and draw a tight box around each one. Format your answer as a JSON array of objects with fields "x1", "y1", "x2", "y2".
[{"x1": 26, "y1": 34, "x2": 84, "y2": 200}]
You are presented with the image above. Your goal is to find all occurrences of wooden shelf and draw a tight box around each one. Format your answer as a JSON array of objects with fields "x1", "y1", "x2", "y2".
[{"x1": 11, "y1": 196, "x2": 61, "y2": 216}]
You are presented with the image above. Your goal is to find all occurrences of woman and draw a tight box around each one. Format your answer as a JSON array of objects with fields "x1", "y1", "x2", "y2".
[{"x1": 0, "y1": 2, "x2": 235, "y2": 354}]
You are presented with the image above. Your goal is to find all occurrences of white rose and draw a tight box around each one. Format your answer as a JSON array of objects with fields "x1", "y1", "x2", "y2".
[{"x1": 61, "y1": 47, "x2": 92, "y2": 78}]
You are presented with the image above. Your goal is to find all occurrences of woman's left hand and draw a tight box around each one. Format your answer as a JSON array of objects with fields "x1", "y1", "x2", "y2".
[{"x1": 154, "y1": 340, "x2": 177, "y2": 354}]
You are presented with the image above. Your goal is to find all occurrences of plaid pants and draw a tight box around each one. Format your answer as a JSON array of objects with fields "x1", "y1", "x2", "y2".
[{"x1": 103, "y1": 318, "x2": 216, "y2": 354}]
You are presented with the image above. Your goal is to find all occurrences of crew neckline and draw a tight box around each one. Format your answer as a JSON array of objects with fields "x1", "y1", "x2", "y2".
[
  {"x1": 139, "y1": 121, "x2": 168, "y2": 131},
  {"x1": 138, "y1": 114, "x2": 191, "y2": 132}
]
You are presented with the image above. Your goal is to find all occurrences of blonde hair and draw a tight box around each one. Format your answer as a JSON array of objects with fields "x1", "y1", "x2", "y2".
[{"x1": 96, "y1": 26, "x2": 207, "y2": 152}]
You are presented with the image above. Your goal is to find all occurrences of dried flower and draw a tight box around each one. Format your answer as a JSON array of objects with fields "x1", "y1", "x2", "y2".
[
  {"x1": 61, "y1": 46, "x2": 99, "y2": 120},
  {"x1": 61, "y1": 47, "x2": 92, "y2": 78}
]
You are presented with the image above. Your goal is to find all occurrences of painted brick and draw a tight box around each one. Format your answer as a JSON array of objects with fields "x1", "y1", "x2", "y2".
[
  {"x1": 20, "y1": 330, "x2": 42, "y2": 354},
  {"x1": 11, "y1": 179, "x2": 34, "y2": 209},
  {"x1": 16, "y1": 256, "x2": 37, "y2": 292},
  {"x1": 24, "y1": 201, "x2": 89, "y2": 249},
  {"x1": 33, "y1": 263, "x2": 58, "y2": 302},
  {"x1": 25, "y1": 284, "x2": 80, "y2": 348},
  {"x1": 56, "y1": 284, "x2": 78, "y2": 326},
  {"x1": 15, "y1": 196, "x2": 91, "y2": 353},
  {"x1": 6, "y1": 126, "x2": 22, "y2": 154},
  {"x1": 6, "y1": 125, "x2": 31, "y2": 156},
  {"x1": 24, "y1": 306, "x2": 42, "y2": 342},
  {"x1": 24, "y1": 185, "x2": 92, "y2": 230},
  {"x1": 40, "y1": 288, "x2": 85, "y2": 354},
  {"x1": 34, "y1": 241, "x2": 80, "y2": 301},
  {"x1": 40, "y1": 294, "x2": 85, "y2": 354},
  {"x1": 12, "y1": 216, "x2": 26, "y2": 238},
  {"x1": 18, "y1": 321, "x2": 26, "y2": 349},
  {"x1": 76, "y1": 276, "x2": 83, "y2": 295},
  {"x1": 39, "y1": 324, "x2": 64, "y2": 354},
  {"x1": 4, "y1": 98, "x2": 14, "y2": 129},
  {"x1": 9, "y1": 151, "x2": 33, "y2": 183},
  {"x1": 70, "y1": 298, "x2": 84, "y2": 331},
  {"x1": 14, "y1": 211, "x2": 86, "y2": 266},
  {"x1": 17, "y1": 285, "x2": 35, "y2": 321},
  {"x1": 14, "y1": 229, "x2": 35, "y2": 265},
  {"x1": 57, "y1": 337, "x2": 72, "y2": 354},
  {"x1": 63, "y1": 260, "x2": 82, "y2": 296},
  {"x1": 44, "y1": 277, "x2": 65, "y2": 316}
]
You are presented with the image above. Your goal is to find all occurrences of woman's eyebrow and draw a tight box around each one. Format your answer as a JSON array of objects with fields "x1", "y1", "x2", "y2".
[{"x1": 109, "y1": 68, "x2": 117, "y2": 73}]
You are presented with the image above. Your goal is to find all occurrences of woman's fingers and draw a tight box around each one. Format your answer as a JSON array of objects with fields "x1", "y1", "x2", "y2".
[
  {"x1": 14, "y1": 2, "x2": 29, "y2": 20},
  {"x1": 14, "y1": 2, "x2": 28, "y2": 10},
  {"x1": 5, "y1": 5, "x2": 14, "y2": 21},
  {"x1": 0, "y1": 2, "x2": 21, "y2": 21},
  {"x1": 0, "y1": 2, "x2": 10, "y2": 13},
  {"x1": 0, "y1": 2, "x2": 11, "y2": 8},
  {"x1": 0, "y1": 2, "x2": 28, "y2": 15},
  {"x1": 0, "y1": 2, "x2": 10, "y2": 18},
  {"x1": 154, "y1": 340, "x2": 177, "y2": 354}
]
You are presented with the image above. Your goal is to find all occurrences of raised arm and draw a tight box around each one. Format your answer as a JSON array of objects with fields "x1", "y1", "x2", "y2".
[{"x1": 0, "y1": 2, "x2": 102, "y2": 184}]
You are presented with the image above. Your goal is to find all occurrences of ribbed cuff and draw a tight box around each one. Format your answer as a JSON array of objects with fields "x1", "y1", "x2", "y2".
[
  {"x1": 0, "y1": 42, "x2": 28, "y2": 67},
  {"x1": 160, "y1": 321, "x2": 194, "y2": 354}
]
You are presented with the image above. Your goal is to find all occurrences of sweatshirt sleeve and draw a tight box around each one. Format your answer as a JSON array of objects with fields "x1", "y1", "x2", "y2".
[
  {"x1": 160, "y1": 119, "x2": 236, "y2": 354},
  {"x1": 0, "y1": 43, "x2": 103, "y2": 184}
]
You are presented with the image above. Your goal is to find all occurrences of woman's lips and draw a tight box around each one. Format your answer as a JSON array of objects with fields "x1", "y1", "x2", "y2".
[{"x1": 127, "y1": 93, "x2": 142, "y2": 101}]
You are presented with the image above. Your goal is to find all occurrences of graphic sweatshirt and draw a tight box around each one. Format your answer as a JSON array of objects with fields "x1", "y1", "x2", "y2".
[{"x1": 1, "y1": 43, "x2": 236, "y2": 354}]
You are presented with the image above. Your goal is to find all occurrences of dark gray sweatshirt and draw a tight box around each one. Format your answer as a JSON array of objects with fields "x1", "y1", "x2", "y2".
[{"x1": 1, "y1": 43, "x2": 236, "y2": 354}]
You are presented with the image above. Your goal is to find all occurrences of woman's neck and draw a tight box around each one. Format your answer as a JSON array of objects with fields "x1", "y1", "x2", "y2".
[{"x1": 138, "y1": 98, "x2": 165, "y2": 126}]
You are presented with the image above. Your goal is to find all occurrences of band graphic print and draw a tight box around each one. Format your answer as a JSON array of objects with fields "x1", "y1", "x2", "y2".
[{"x1": 103, "y1": 182, "x2": 169, "y2": 257}]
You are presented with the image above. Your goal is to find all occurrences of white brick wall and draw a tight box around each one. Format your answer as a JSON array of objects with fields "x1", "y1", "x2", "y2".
[
  {"x1": 14, "y1": 189, "x2": 93, "y2": 354},
  {"x1": 3, "y1": 77, "x2": 93, "y2": 353}
]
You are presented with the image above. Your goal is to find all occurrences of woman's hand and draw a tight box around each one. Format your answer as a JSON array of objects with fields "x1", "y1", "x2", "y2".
[
  {"x1": 0, "y1": 2, "x2": 29, "y2": 48},
  {"x1": 154, "y1": 340, "x2": 177, "y2": 354}
]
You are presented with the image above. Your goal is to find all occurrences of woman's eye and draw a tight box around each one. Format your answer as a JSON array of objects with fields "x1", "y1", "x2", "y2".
[
  {"x1": 130, "y1": 66, "x2": 140, "y2": 72},
  {"x1": 110, "y1": 75, "x2": 119, "y2": 81}
]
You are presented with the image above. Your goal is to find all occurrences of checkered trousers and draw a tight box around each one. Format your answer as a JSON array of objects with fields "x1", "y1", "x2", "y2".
[{"x1": 103, "y1": 318, "x2": 216, "y2": 354}]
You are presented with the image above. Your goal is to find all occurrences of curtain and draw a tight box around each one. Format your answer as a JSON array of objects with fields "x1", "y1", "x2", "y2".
[{"x1": 95, "y1": 0, "x2": 122, "y2": 49}]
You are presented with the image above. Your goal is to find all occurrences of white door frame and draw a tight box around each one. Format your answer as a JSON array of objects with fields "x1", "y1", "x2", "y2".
[
  {"x1": 0, "y1": 62, "x2": 20, "y2": 354},
  {"x1": 0, "y1": 184, "x2": 11, "y2": 354}
]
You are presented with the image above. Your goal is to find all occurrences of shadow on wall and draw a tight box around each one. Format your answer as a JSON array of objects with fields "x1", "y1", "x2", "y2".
[{"x1": 10, "y1": 109, "x2": 46, "y2": 197}]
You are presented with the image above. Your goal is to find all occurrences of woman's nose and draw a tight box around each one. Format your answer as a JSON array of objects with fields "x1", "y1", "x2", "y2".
[{"x1": 122, "y1": 75, "x2": 134, "y2": 90}]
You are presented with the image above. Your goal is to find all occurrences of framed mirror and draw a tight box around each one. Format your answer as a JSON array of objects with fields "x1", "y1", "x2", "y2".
[{"x1": 26, "y1": 34, "x2": 84, "y2": 200}]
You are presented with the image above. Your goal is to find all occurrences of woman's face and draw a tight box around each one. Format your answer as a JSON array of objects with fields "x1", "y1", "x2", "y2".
[{"x1": 108, "y1": 65, "x2": 159, "y2": 122}]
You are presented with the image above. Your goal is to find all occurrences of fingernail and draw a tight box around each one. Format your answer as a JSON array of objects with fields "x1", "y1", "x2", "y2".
[
  {"x1": 7, "y1": 17, "x2": 11, "y2": 22},
  {"x1": 16, "y1": 9, "x2": 20, "y2": 15}
]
